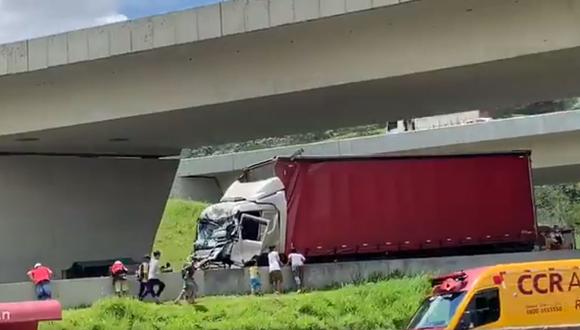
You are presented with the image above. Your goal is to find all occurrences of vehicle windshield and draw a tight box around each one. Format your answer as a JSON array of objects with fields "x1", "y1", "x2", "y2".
[
  {"x1": 194, "y1": 203, "x2": 238, "y2": 250},
  {"x1": 407, "y1": 292, "x2": 467, "y2": 329},
  {"x1": 195, "y1": 218, "x2": 230, "y2": 249}
]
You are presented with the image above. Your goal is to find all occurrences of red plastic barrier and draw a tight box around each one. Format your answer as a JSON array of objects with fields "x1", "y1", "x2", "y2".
[{"x1": 0, "y1": 300, "x2": 61, "y2": 330}]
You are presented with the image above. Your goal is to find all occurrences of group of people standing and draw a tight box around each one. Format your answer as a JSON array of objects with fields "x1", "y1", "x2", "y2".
[
  {"x1": 97, "y1": 251, "x2": 166, "y2": 303},
  {"x1": 25, "y1": 246, "x2": 306, "y2": 303},
  {"x1": 137, "y1": 251, "x2": 203, "y2": 304},
  {"x1": 248, "y1": 246, "x2": 306, "y2": 295},
  {"x1": 109, "y1": 250, "x2": 198, "y2": 304}
]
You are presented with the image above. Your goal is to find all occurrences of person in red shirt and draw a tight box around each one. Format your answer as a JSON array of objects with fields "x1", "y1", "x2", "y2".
[
  {"x1": 110, "y1": 260, "x2": 129, "y2": 297},
  {"x1": 27, "y1": 263, "x2": 53, "y2": 300}
]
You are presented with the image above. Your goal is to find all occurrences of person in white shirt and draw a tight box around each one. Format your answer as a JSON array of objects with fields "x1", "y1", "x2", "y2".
[
  {"x1": 267, "y1": 246, "x2": 283, "y2": 293},
  {"x1": 148, "y1": 250, "x2": 165, "y2": 303},
  {"x1": 288, "y1": 248, "x2": 306, "y2": 292}
]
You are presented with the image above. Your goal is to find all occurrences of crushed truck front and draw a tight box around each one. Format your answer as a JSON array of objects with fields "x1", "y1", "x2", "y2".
[{"x1": 193, "y1": 177, "x2": 287, "y2": 267}]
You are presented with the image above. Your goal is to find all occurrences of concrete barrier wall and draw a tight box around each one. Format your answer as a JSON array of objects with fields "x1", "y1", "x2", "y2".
[
  {"x1": 0, "y1": 273, "x2": 189, "y2": 309},
  {"x1": 1, "y1": 250, "x2": 578, "y2": 308}
]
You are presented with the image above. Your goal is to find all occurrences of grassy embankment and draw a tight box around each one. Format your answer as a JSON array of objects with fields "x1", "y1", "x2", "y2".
[
  {"x1": 152, "y1": 199, "x2": 208, "y2": 267},
  {"x1": 42, "y1": 276, "x2": 429, "y2": 330},
  {"x1": 41, "y1": 199, "x2": 430, "y2": 329}
]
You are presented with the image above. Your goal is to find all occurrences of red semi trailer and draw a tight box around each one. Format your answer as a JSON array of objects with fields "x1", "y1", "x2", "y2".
[{"x1": 193, "y1": 152, "x2": 537, "y2": 267}]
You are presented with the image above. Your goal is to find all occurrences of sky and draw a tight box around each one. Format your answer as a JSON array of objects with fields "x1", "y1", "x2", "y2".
[{"x1": 0, "y1": 0, "x2": 222, "y2": 44}]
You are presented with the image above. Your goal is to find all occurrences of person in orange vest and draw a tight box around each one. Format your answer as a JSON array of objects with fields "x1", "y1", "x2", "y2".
[
  {"x1": 110, "y1": 260, "x2": 129, "y2": 297},
  {"x1": 27, "y1": 263, "x2": 53, "y2": 300}
]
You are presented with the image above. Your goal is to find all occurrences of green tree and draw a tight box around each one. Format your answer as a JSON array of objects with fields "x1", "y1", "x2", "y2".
[{"x1": 535, "y1": 184, "x2": 580, "y2": 228}]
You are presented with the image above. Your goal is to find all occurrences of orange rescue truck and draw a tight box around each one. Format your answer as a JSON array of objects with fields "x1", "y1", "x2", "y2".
[{"x1": 407, "y1": 259, "x2": 580, "y2": 329}]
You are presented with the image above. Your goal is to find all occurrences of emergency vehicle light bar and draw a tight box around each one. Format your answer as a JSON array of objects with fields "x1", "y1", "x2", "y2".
[
  {"x1": 431, "y1": 271, "x2": 468, "y2": 294},
  {"x1": 431, "y1": 271, "x2": 467, "y2": 286}
]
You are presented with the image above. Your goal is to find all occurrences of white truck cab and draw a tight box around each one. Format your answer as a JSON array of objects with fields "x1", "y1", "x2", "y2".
[{"x1": 193, "y1": 177, "x2": 287, "y2": 268}]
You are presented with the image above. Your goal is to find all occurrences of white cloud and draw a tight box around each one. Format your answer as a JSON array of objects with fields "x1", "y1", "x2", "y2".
[
  {"x1": 0, "y1": 0, "x2": 128, "y2": 44},
  {"x1": 95, "y1": 14, "x2": 128, "y2": 26}
]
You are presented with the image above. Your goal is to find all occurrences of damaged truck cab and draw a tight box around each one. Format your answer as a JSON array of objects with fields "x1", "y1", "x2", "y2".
[{"x1": 193, "y1": 177, "x2": 287, "y2": 268}]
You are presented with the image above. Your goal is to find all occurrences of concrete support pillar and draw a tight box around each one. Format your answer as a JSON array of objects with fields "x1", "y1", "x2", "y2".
[{"x1": 0, "y1": 155, "x2": 178, "y2": 283}]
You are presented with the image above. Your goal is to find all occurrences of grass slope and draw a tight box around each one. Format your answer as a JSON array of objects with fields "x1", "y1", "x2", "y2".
[
  {"x1": 152, "y1": 199, "x2": 208, "y2": 268},
  {"x1": 42, "y1": 277, "x2": 429, "y2": 330}
]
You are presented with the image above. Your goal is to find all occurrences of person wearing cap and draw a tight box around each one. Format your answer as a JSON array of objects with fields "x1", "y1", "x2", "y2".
[
  {"x1": 27, "y1": 263, "x2": 53, "y2": 300},
  {"x1": 110, "y1": 260, "x2": 129, "y2": 297},
  {"x1": 137, "y1": 255, "x2": 151, "y2": 300}
]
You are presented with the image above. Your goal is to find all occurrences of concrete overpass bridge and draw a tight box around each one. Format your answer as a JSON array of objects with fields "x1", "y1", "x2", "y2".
[
  {"x1": 1, "y1": 0, "x2": 580, "y2": 282},
  {"x1": 1, "y1": 0, "x2": 580, "y2": 155},
  {"x1": 173, "y1": 111, "x2": 580, "y2": 201}
]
